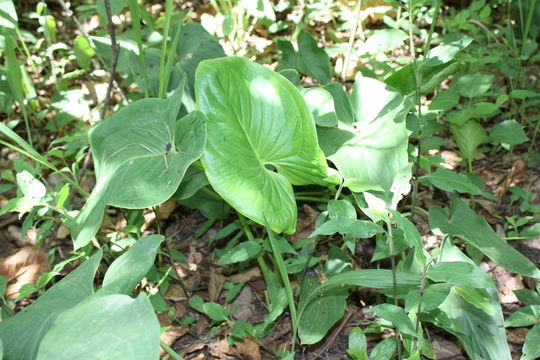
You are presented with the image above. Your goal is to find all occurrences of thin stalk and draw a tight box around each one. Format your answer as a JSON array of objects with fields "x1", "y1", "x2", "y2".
[
  {"x1": 413, "y1": 261, "x2": 431, "y2": 352},
  {"x1": 158, "y1": 0, "x2": 174, "y2": 99},
  {"x1": 100, "y1": 0, "x2": 120, "y2": 119},
  {"x1": 386, "y1": 218, "x2": 401, "y2": 359},
  {"x1": 160, "y1": 340, "x2": 184, "y2": 360},
  {"x1": 341, "y1": 0, "x2": 363, "y2": 81},
  {"x1": 264, "y1": 218, "x2": 298, "y2": 351},
  {"x1": 128, "y1": 0, "x2": 149, "y2": 97},
  {"x1": 521, "y1": 0, "x2": 536, "y2": 56},
  {"x1": 237, "y1": 214, "x2": 272, "y2": 281},
  {"x1": 334, "y1": 182, "x2": 345, "y2": 200},
  {"x1": 162, "y1": 23, "x2": 182, "y2": 96}
]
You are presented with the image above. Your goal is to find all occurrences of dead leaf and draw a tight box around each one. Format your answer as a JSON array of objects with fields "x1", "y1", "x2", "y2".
[
  {"x1": 432, "y1": 338, "x2": 466, "y2": 360},
  {"x1": 228, "y1": 267, "x2": 261, "y2": 283},
  {"x1": 165, "y1": 283, "x2": 187, "y2": 301},
  {"x1": 293, "y1": 204, "x2": 320, "y2": 242},
  {"x1": 209, "y1": 337, "x2": 261, "y2": 360},
  {"x1": 159, "y1": 325, "x2": 189, "y2": 357},
  {"x1": 0, "y1": 247, "x2": 50, "y2": 299},
  {"x1": 159, "y1": 199, "x2": 176, "y2": 220},
  {"x1": 208, "y1": 269, "x2": 225, "y2": 303}
]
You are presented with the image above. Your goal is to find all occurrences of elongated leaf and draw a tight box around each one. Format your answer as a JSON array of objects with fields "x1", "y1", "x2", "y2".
[
  {"x1": 419, "y1": 168, "x2": 482, "y2": 195},
  {"x1": 310, "y1": 218, "x2": 383, "y2": 238},
  {"x1": 217, "y1": 241, "x2": 262, "y2": 264},
  {"x1": 36, "y1": 294, "x2": 160, "y2": 360},
  {"x1": 347, "y1": 327, "x2": 368, "y2": 360},
  {"x1": 196, "y1": 56, "x2": 328, "y2": 233},
  {"x1": 450, "y1": 120, "x2": 487, "y2": 164},
  {"x1": 0, "y1": 251, "x2": 102, "y2": 360},
  {"x1": 73, "y1": 86, "x2": 206, "y2": 249},
  {"x1": 370, "y1": 336, "x2": 397, "y2": 360},
  {"x1": 522, "y1": 323, "x2": 540, "y2": 360},
  {"x1": 504, "y1": 305, "x2": 540, "y2": 327},
  {"x1": 425, "y1": 240, "x2": 510, "y2": 360},
  {"x1": 100, "y1": 235, "x2": 164, "y2": 295},
  {"x1": 318, "y1": 76, "x2": 411, "y2": 192},
  {"x1": 428, "y1": 261, "x2": 494, "y2": 289},
  {"x1": 445, "y1": 197, "x2": 540, "y2": 278}
]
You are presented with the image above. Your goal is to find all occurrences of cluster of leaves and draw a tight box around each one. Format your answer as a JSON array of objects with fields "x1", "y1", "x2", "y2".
[{"x1": 0, "y1": 0, "x2": 539, "y2": 359}]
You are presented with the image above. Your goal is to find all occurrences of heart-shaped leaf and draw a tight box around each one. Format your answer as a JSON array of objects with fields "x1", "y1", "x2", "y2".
[
  {"x1": 195, "y1": 56, "x2": 328, "y2": 234},
  {"x1": 318, "y1": 75, "x2": 411, "y2": 192},
  {"x1": 72, "y1": 85, "x2": 206, "y2": 249}
]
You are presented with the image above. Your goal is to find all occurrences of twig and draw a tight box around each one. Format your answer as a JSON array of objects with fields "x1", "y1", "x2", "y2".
[
  {"x1": 100, "y1": 0, "x2": 121, "y2": 119},
  {"x1": 55, "y1": 0, "x2": 127, "y2": 103},
  {"x1": 341, "y1": 0, "x2": 363, "y2": 81}
]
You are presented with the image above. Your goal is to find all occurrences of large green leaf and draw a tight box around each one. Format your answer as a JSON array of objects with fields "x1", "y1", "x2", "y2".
[
  {"x1": 72, "y1": 86, "x2": 206, "y2": 249},
  {"x1": 100, "y1": 235, "x2": 164, "y2": 295},
  {"x1": 36, "y1": 294, "x2": 160, "y2": 360},
  {"x1": 0, "y1": 251, "x2": 102, "y2": 360},
  {"x1": 195, "y1": 56, "x2": 328, "y2": 234},
  {"x1": 318, "y1": 75, "x2": 411, "y2": 192}
]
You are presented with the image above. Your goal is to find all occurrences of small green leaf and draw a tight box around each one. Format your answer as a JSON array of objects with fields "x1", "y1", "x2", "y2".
[
  {"x1": 343, "y1": 178, "x2": 384, "y2": 193},
  {"x1": 522, "y1": 323, "x2": 540, "y2": 360},
  {"x1": 364, "y1": 29, "x2": 407, "y2": 54},
  {"x1": 310, "y1": 218, "x2": 384, "y2": 238},
  {"x1": 456, "y1": 73, "x2": 494, "y2": 98},
  {"x1": 347, "y1": 327, "x2": 368, "y2": 360},
  {"x1": 450, "y1": 120, "x2": 487, "y2": 164},
  {"x1": 370, "y1": 336, "x2": 397, "y2": 360},
  {"x1": 373, "y1": 304, "x2": 417, "y2": 336},
  {"x1": 217, "y1": 241, "x2": 262, "y2": 264},
  {"x1": 100, "y1": 235, "x2": 164, "y2": 295},
  {"x1": 327, "y1": 199, "x2": 356, "y2": 220},
  {"x1": 513, "y1": 289, "x2": 540, "y2": 306},
  {"x1": 505, "y1": 305, "x2": 540, "y2": 327},
  {"x1": 429, "y1": 90, "x2": 459, "y2": 111},
  {"x1": 188, "y1": 295, "x2": 229, "y2": 322},
  {"x1": 489, "y1": 120, "x2": 529, "y2": 145},
  {"x1": 73, "y1": 35, "x2": 96, "y2": 70}
]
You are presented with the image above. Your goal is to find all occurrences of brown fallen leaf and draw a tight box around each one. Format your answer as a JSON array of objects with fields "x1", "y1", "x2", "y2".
[
  {"x1": 208, "y1": 337, "x2": 261, "y2": 360},
  {"x1": 208, "y1": 268, "x2": 225, "y2": 303},
  {"x1": 0, "y1": 246, "x2": 50, "y2": 299},
  {"x1": 159, "y1": 325, "x2": 189, "y2": 357}
]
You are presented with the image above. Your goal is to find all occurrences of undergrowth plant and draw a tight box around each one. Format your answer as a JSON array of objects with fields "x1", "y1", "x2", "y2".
[{"x1": 0, "y1": 0, "x2": 539, "y2": 359}]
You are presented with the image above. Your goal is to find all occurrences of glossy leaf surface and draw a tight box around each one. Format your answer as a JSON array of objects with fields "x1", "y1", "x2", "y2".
[
  {"x1": 196, "y1": 56, "x2": 328, "y2": 233},
  {"x1": 37, "y1": 294, "x2": 159, "y2": 360},
  {"x1": 318, "y1": 76, "x2": 411, "y2": 192}
]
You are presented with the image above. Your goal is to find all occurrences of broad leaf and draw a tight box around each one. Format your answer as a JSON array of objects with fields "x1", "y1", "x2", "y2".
[
  {"x1": 302, "y1": 87, "x2": 338, "y2": 127},
  {"x1": 277, "y1": 30, "x2": 332, "y2": 84},
  {"x1": 489, "y1": 119, "x2": 529, "y2": 145},
  {"x1": 450, "y1": 120, "x2": 487, "y2": 164},
  {"x1": 318, "y1": 75, "x2": 411, "y2": 192},
  {"x1": 0, "y1": 251, "x2": 102, "y2": 360},
  {"x1": 196, "y1": 56, "x2": 328, "y2": 233},
  {"x1": 504, "y1": 305, "x2": 540, "y2": 327},
  {"x1": 347, "y1": 327, "x2": 368, "y2": 360},
  {"x1": 522, "y1": 324, "x2": 540, "y2": 360},
  {"x1": 36, "y1": 294, "x2": 160, "y2": 360},
  {"x1": 298, "y1": 277, "x2": 348, "y2": 344},
  {"x1": 310, "y1": 218, "x2": 384, "y2": 238},
  {"x1": 72, "y1": 86, "x2": 206, "y2": 249},
  {"x1": 217, "y1": 241, "x2": 262, "y2": 264},
  {"x1": 100, "y1": 235, "x2": 164, "y2": 295},
  {"x1": 428, "y1": 261, "x2": 494, "y2": 288}
]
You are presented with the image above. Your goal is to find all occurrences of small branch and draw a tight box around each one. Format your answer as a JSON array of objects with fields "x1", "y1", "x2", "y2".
[
  {"x1": 55, "y1": 0, "x2": 127, "y2": 104},
  {"x1": 341, "y1": 0, "x2": 363, "y2": 81},
  {"x1": 100, "y1": 0, "x2": 120, "y2": 119}
]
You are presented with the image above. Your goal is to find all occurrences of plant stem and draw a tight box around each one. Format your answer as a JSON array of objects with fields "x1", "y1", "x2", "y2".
[
  {"x1": 100, "y1": 0, "x2": 120, "y2": 120},
  {"x1": 159, "y1": 0, "x2": 174, "y2": 99},
  {"x1": 341, "y1": 0, "x2": 363, "y2": 81},
  {"x1": 128, "y1": 0, "x2": 149, "y2": 97},
  {"x1": 294, "y1": 196, "x2": 328, "y2": 203},
  {"x1": 160, "y1": 340, "x2": 184, "y2": 360},
  {"x1": 386, "y1": 218, "x2": 401, "y2": 359}
]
